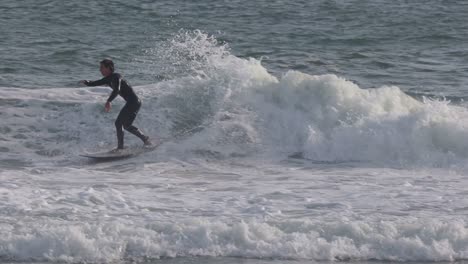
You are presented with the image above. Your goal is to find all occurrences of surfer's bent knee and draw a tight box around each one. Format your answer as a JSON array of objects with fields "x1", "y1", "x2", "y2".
[{"x1": 115, "y1": 119, "x2": 123, "y2": 128}]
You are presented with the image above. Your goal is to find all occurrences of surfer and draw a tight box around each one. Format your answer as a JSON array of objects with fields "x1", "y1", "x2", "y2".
[{"x1": 80, "y1": 59, "x2": 151, "y2": 151}]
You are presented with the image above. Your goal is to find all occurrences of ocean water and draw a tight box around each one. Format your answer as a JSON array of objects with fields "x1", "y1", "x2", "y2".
[{"x1": 2, "y1": 0, "x2": 468, "y2": 263}]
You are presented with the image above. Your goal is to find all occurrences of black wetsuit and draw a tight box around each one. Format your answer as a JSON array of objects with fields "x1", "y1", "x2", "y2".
[{"x1": 84, "y1": 73, "x2": 147, "y2": 149}]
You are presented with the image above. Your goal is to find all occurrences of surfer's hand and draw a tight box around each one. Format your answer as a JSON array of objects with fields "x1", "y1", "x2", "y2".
[
  {"x1": 105, "y1": 101, "x2": 111, "y2": 112},
  {"x1": 79, "y1": 80, "x2": 88, "y2": 85}
]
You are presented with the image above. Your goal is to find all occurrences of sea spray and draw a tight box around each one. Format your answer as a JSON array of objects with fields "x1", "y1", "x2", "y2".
[{"x1": 2, "y1": 32, "x2": 468, "y2": 167}]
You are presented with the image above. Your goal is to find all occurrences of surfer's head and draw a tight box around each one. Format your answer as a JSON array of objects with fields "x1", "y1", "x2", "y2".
[{"x1": 99, "y1": 59, "x2": 114, "y2": 76}]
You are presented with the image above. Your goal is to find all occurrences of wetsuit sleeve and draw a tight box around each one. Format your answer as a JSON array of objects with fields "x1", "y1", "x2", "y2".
[
  {"x1": 84, "y1": 76, "x2": 110, "y2": 87},
  {"x1": 106, "y1": 75, "x2": 121, "y2": 103}
]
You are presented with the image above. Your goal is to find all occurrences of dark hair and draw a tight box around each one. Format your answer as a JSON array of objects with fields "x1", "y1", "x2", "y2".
[{"x1": 100, "y1": 59, "x2": 115, "y2": 72}]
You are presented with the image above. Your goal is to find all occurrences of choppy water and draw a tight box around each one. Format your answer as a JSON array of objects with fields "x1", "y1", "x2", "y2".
[{"x1": 2, "y1": 1, "x2": 468, "y2": 263}]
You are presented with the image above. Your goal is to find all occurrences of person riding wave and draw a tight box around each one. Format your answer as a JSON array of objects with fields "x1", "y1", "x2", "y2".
[{"x1": 80, "y1": 59, "x2": 151, "y2": 151}]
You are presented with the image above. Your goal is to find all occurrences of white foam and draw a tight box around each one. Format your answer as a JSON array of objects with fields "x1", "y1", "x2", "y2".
[
  {"x1": 1, "y1": 217, "x2": 468, "y2": 262},
  {"x1": 0, "y1": 146, "x2": 467, "y2": 263},
  {"x1": 138, "y1": 31, "x2": 468, "y2": 167},
  {"x1": 247, "y1": 71, "x2": 468, "y2": 166}
]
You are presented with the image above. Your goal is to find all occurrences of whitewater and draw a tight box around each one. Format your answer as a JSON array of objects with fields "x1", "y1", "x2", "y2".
[{"x1": 1, "y1": 31, "x2": 468, "y2": 264}]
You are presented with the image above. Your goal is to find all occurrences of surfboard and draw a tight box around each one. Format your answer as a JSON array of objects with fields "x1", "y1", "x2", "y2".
[{"x1": 80, "y1": 140, "x2": 161, "y2": 160}]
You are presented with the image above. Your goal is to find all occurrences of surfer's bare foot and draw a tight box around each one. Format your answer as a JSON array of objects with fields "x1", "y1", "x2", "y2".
[
  {"x1": 143, "y1": 136, "x2": 152, "y2": 146},
  {"x1": 110, "y1": 148, "x2": 124, "y2": 153}
]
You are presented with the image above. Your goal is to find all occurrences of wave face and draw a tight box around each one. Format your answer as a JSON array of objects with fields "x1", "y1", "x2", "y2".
[{"x1": 2, "y1": 31, "x2": 468, "y2": 168}]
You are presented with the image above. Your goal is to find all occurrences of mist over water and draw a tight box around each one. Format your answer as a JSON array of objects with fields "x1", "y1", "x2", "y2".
[{"x1": 2, "y1": 1, "x2": 468, "y2": 263}]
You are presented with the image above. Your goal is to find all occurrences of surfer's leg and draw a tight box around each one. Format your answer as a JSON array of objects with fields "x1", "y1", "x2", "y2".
[
  {"x1": 122, "y1": 102, "x2": 151, "y2": 144},
  {"x1": 115, "y1": 106, "x2": 127, "y2": 149},
  {"x1": 115, "y1": 123, "x2": 124, "y2": 149}
]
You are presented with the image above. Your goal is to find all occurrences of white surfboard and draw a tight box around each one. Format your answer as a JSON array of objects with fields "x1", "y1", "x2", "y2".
[{"x1": 80, "y1": 140, "x2": 161, "y2": 160}]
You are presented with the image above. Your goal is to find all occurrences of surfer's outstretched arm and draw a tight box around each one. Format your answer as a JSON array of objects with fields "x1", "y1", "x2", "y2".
[
  {"x1": 80, "y1": 76, "x2": 110, "y2": 87},
  {"x1": 79, "y1": 75, "x2": 120, "y2": 103},
  {"x1": 79, "y1": 74, "x2": 119, "y2": 112}
]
